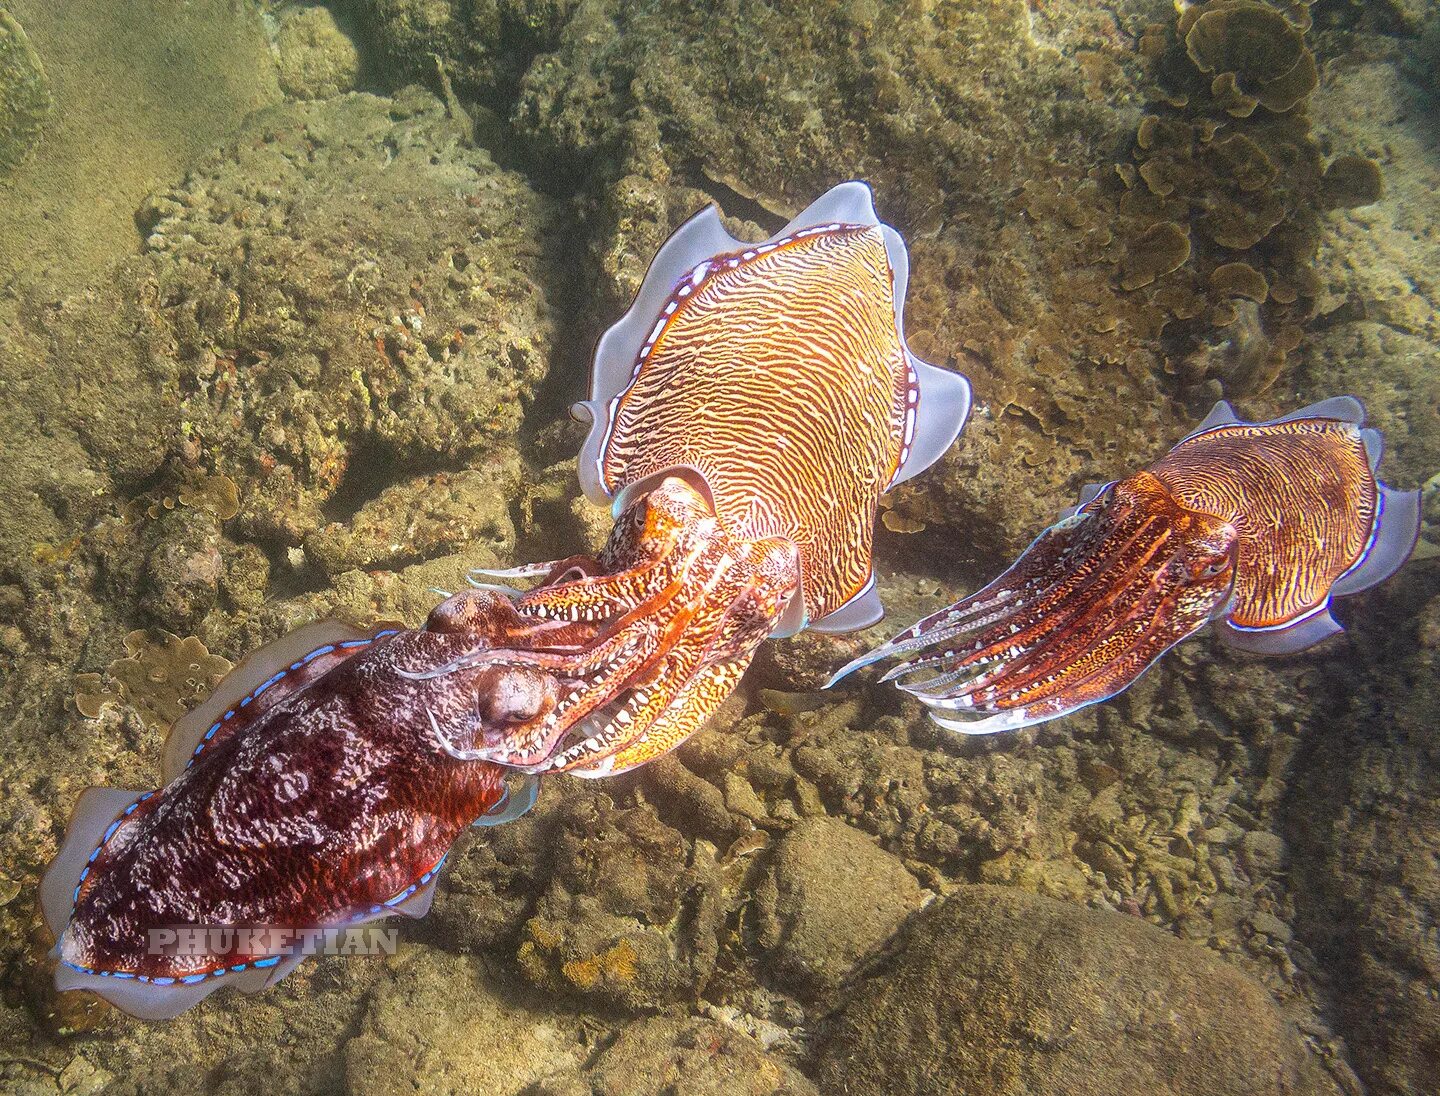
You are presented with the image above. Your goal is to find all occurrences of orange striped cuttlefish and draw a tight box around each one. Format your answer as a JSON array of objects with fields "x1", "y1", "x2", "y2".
[
  {"x1": 445, "y1": 180, "x2": 973, "y2": 775},
  {"x1": 832, "y1": 398, "x2": 1420, "y2": 732}
]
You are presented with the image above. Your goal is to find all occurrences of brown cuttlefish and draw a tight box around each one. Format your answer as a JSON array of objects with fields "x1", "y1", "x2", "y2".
[{"x1": 833, "y1": 399, "x2": 1420, "y2": 733}]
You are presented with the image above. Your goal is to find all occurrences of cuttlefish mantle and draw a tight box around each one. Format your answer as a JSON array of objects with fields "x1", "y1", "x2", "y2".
[{"x1": 572, "y1": 180, "x2": 972, "y2": 638}]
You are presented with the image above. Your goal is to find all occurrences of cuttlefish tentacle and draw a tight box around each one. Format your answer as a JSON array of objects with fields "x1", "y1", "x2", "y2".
[
  {"x1": 539, "y1": 534, "x2": 800, "y2": 776},
  {"x1": 836, "y1": 398, "x2": 1419, "y2": 733}
]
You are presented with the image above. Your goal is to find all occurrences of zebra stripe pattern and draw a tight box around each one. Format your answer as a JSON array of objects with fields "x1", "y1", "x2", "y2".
[
  {"x1": 599, "y1": 225, "x2": 914, "y2": 623},
  {"x1": 1152, "y1": 419, "x2": 1376, "y2": 630}
]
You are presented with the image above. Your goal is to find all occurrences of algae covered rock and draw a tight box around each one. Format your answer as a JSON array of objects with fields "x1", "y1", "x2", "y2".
[
  {"x1": 1288, "y1": 592, "x2": 1440, "y2": 1096},
  {"x1": 137, "y1": 88, "x2": 560, "y2": 545},
  {"x1": 515, "y1": 795, "x2": 723, "y2": 1010},
  {"x1": 755, "y1": 817, "x2": 924, "y2": 999},
  {"x1": 305, "y1": 458, "x2": 521, "y2": 577},
  {"x1": 274, "y1": 3, "x2": 362, "y2": 99},
  {"x1": 344, "y1": 948, "x2": 583, "y2": 1095},
  {"x1": 0, "y1": 10, "x2": 51, "y2": 170},
  {"x1": 816, "y1": 885, "x2": 1336, "y2": 1096},
  {"x1": 349, "y1": 0, "x2": 577, "y2": 109}
]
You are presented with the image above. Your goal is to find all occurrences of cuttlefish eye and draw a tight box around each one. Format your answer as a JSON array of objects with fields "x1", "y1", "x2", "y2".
[
  {"x1": 474, "y1": 666, "x2": 560, "y2": 727},
  {"x1": 1182, "y1": 523, "x2": 1239, "y2": 583}
]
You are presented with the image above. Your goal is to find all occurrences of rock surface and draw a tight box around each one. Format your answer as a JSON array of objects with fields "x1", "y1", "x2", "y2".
[
  {"x1": 755, "y1": 817, "x2": 924, "y2": 999},
  {"x1": 815, "y1": 885, "x2": 1338, "y2": 1096},
  {"x1": 273, "y1": 4, "x2": 362, "y2": 100},
  {"x1": 344, "y1": 948, "x2": 583, "y2": 1096},
  {"x1": 1288, "y1": 582, "x2": 1440, "y2": 1096},
  {"x1": 537, "y1": 1015, "x2": 818, "y2": 1096}
]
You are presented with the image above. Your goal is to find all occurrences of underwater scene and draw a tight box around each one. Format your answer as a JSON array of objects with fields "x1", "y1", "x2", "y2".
[{"x1": 2, "y1": 0, "x2": 1439, "y2": 1093}]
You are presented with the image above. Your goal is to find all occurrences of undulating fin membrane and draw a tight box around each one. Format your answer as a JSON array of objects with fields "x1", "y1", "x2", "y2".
[
  {"x1": 807, "y1": 576, "x2": 883, "y2": 635},
  {"x1": 161, "y1": 619, "x2": 385, "y2": 783},
  {"x1": 53, "y1": 947, "x2": 308, "y2": 1021},
  {"x1": 1184, "y1": 396, "x2": 1418, "y2": 655},
  {"x1": 877, "y1": 215, "x2": 972, "y2": 488},
  {"x1": 472, "y1": 773, "x2": 540, "y2": 827}
]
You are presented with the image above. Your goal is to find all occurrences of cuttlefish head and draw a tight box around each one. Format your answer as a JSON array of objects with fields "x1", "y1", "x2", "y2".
[
  {"x1": 834, "y1": 397, "x2": 1420, "y2": 734},
  {"x1": 405, "y1": 477, "x2": 800, "y2": 776}
]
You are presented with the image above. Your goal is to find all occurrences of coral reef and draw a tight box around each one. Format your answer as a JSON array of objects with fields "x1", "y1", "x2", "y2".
[
  {"x1": 136, "y1": 89, "x2": 561, "y2": 546},
  {"x1": 0, "y1": 0, "x2": 1435, "y2": 1093},
  {"x1": 73, "y1": 630, "x2": 231, "y2": 732},
  {"x1": 1112, "y1": 1, "x2": 1386, "y2": 406}
]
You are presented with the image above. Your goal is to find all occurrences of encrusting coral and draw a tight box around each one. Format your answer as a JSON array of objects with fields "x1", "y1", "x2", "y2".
[
  {"x1": 73, "y1": 630, "x2": 232, "y2": 731},
  {"x1": 1114, "y1": 0, "x2": 1383, "y2": 402}
]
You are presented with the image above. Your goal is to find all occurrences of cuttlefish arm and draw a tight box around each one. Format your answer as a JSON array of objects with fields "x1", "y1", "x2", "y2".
[
  {"x1": 832, "y1": 398, "x2": 1420, "y2": 733},
  {"x1": 410, "y1": 476, "x2": 800, "y2": 777}
]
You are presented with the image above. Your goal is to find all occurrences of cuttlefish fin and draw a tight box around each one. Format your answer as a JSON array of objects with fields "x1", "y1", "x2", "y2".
[
  {"x1": 1184, "y1": 396, "x2": 1365, "y2": 445},
  {"x1": 808, "y1": 576, "x2": 885, "y2": 634},
  {"x1": 1184, "y1": 399, "x2": 1243, "y2": 441},
  {"x1": 890, "y1": 351, "x2": 973, "y2": 487},
  {"x1": 1215, "y1": 605, "x2": 1344, "y2": 656},
  {"x1": 877, "y1": 203, "x2": 971, "y2": 487},
  {"x1": 1272, "y1": 395, "x2": 1365, "y2": 427},
  {"x1": 1331, "y1": 482, "x2": 1421, "y2": 598},
  {"x1": 782, "y1": 179, "x2": 881, "y2": 226},
  {"x1": 576, "y1": 203, "x2": 740, "y2": 506},
  {"x1": 1060, "y1": 480, "x2": 1116, "y2": 520},
  {"x1": 41, "y1": 787, "x2": 151, "y2": 940},
  {"x1": 472, "y1": 773, "x2": 540, "y2": 828}
]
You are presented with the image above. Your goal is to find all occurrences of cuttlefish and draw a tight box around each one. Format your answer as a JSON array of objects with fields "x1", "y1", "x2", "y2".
[
  {"x1": 42, "y1": 182, "x2": 970, "y2": 1016},
  {"x1": 834, "y1": 398, "x2": 1420, "y2": 733},
  {"x1": 433, "y1": 181, "x2": 971, "y2": 776}
]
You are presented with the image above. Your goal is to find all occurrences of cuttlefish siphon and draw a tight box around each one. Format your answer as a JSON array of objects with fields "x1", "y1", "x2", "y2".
[{"x1": 834, "y1": 398, "x2": 1420, "y2": 733}]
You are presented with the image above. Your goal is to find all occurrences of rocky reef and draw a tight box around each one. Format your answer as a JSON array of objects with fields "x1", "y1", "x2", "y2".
[{"x1": 0, "y1": 1, "x2": 1436, "y2": 1095}]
